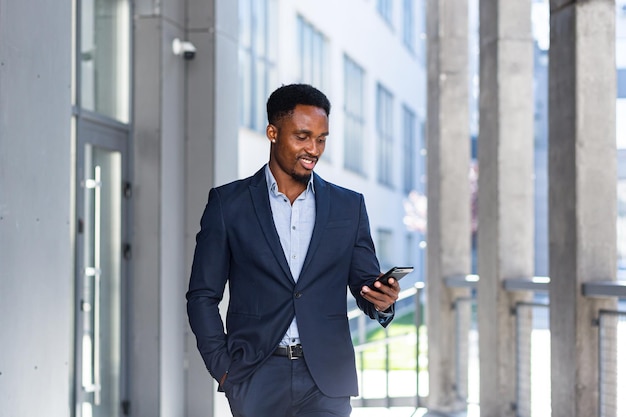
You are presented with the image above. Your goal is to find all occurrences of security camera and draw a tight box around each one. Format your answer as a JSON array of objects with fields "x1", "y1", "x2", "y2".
[{"x1": 173, "y1": 38, "x2": 197, "y2": 60}]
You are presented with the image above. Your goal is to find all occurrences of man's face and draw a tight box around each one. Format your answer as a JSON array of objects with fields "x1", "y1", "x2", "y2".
[{"x1": 267, "y1": 104, "x2": 329, "y2": 185}]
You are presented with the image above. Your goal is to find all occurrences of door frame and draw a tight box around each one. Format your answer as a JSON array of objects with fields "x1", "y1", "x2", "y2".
[{"x1": 73, "y1": 111, "x2": 131, "y2": 417}]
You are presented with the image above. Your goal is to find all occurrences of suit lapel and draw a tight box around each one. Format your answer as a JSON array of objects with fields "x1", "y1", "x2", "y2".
[
  {"x1": 300, "y1": 173, "x2": 329, "y2": 278},
  {"x1": 248, "y1": 168, "x2": 294, "y2": 282}
]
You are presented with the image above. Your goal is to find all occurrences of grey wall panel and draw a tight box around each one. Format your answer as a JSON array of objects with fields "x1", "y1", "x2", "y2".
[
  {"x1": 160, "y1": 18, "x2": 186, "y2": 417},
  {"x1": 134, "y1": 0, "x2": 184, "y2": 30},
  {"x1": 132, "y1": 15, "x2": 163, "y2": 417},
  {"x1": 184, "y1": 1, "x2": 239, "y2": 416},
  {"x1": 0, "y1": 0, "x2": 73, "y2": 416},
  {"x1": 184, "y1": 29, "x2": 218, "y2": 417},
  {"x1": 162, "y1": 0, "x2": 186, "y2": 30},
  {"x1": 134, "y1": 0, "x2": 161, "y2": 18},
  {"x1": 187, "y1": 0, "x2": 215, "y2": 32},
  {"x1": 133, "y1": 2, "x2": 189, "y2": 414}
]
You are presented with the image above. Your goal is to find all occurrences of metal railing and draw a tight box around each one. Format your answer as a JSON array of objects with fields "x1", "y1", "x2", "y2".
[
  {"x1": 582, "y1": 281, "x2": 626, "y2": 417},
  {"x1": 444, "y1": 275, "x2": 552, "y2": 416},
  {"x1": 451, "y1": 296, "x2": 475, "y2": 404},
  {"x1": 512, "y1": 300, "x2": 550, "y2": 417},
  {"x1": 444, "y1": 275, "x2": 478, "y2": 406},
  {"x1": 503, "y1": 278, "x2": 551, "y2": 417},
  {"x1": 350, "y1": 275, "x2": 626, "y2": 416},
  {"x1": 598, "y1": 309, "x2": 626, "y2": 417},
  {"x1": 349, "y1": 282, "x2": 425, "y2": 409}
]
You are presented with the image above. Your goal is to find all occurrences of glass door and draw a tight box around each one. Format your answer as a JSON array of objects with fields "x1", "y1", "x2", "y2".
[
  {"x1": 74, "y1": 0, "x2": 131, "y2": 414},
  {"x1": 74, "y1": 118, "x2": 129, "y2": 417}
]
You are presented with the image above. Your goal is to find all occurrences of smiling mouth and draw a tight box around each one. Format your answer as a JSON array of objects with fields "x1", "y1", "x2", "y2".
[{"x1": 299, "y1": 156, "x2": 318, "y2": 169}]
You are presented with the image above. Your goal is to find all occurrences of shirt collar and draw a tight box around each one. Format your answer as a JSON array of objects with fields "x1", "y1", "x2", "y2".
[{"x1": 265, "y1": 164, "x2": 315, "y2": 197}]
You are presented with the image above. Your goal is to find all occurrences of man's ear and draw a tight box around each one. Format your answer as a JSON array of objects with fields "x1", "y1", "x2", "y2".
[{"x1": 266, "y1": 124, "x2": 277, "y2": 143}]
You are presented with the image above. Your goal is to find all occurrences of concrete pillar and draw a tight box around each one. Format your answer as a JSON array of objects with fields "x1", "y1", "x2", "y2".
[
  {"x1": 184, "y1": 1, "x2": 239, "y2": 416},
  {"x1": 426, "y1": 0, "x2": 472, "y2": 412},
  {"x1": 477, "y1": 1, "x2": 534, "y2": 416},
  {"x1": 549, "y1": 1, "x2": 616, "y2": 416}
]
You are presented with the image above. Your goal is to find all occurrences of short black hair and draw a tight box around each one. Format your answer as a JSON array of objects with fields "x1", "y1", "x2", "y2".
[{"x1": 266, "y1": 84, "x2": 331, "y2": 125}]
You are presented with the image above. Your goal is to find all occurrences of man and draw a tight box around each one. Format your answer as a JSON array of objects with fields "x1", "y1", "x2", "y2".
[{"x1": 187, "y1": 83, "x2": 400, "y2": 417}]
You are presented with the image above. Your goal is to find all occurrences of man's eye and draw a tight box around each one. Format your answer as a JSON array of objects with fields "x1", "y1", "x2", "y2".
[{"x1": 296, "y1": 136, "x2": 307, "y2": 140}]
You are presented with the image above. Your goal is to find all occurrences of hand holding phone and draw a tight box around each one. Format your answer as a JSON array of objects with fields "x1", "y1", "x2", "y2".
[{"x1": 370, "y1": 266, "x2": 414, "y2": 289}]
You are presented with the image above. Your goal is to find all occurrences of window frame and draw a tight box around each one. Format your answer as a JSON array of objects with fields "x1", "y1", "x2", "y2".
[
  {"x1": 376, "y1": 83, "x2": 394, "y2": 187},
  {"x1": 343, "y1": 55, "x2": 366, "y2": 175}
]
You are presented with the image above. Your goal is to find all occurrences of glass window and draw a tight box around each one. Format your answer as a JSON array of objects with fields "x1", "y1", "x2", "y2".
[
  {"x1": 418, "y1": 119, "x2": 427, "y2": 191},
  {"x1": 297, "y1": 15, "x2": 327, "y2": 89},
  {"x1": 377, "y1": 0, "x2": 393, "y2": 26},
  {"x1": 405, "y1": 233, "x2": 417, "y2": 267},
  {"x1": 618, "y1": 99, "x2": 626, "y2": 149},
  {"x1": 376, "y1": 84, "x2": 394, "y2": 187},
  {"x1": 80, "y1": 0, "x2": 131, "y2": 123},
  {"x1": 618, "y1": 69, "x2": 626, "y2": 99},
  {"x1": 402, "y1": 0, "x2": 415, "y2": 52},
  {"x1": 617, "y1": 180, "x2": 626, "y2": 275},
  {"x1": 239, "y1": 0, "x2": 277, "y2": 132},
  {"x1": 416, "y1": 0, "x2": 427, "y2": 63},
  {"x1": 402, "y1": 105, "x2": 416, "y2": 193},
  {"x1": 377, "y1": 229, "x2": 394, "y2": 270},
  {"x1": 343, "y1": 55, "x2": 366, "y2": 175}
]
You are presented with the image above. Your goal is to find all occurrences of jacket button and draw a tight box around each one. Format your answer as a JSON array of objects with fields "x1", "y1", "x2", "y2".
[{"x1": 295, "y1": 292, "x2": 302, "y2": 299}]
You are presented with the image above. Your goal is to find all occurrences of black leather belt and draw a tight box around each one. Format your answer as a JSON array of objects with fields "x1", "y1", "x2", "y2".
[{"x1": 273, "y1": 344, "x2": 304, "y2": 360}]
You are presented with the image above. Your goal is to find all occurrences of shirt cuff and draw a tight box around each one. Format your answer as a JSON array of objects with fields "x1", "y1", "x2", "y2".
[{"x1": 375, "y1": 304, "x2": 394, "y2": 325}]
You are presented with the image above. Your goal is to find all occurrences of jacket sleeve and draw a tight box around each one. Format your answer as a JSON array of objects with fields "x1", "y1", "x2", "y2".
[
  {"x1": 347, "y1": 194, "x2": 395, "y2": 327},
  {"x1": 186, "y1": 188, "x2": 232, "y2": 383}
]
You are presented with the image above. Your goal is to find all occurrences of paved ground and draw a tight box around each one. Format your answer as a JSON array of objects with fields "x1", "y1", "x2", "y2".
[
  {"x1": 351, "y1": 407, "x2": 428, "y2": 417},
  {"x1": 351, "y1": 406, "x2": 481, "y2": 417}
]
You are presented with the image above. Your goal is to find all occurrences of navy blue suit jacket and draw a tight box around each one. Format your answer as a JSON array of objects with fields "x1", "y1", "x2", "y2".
[{"x1": 186, "y1": 167, "x2": 393, "y2": 397}]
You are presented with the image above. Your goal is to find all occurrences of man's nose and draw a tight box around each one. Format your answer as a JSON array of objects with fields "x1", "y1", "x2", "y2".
[{"x1": 306, "y1": 139, "x2": 321, "y2": 156}]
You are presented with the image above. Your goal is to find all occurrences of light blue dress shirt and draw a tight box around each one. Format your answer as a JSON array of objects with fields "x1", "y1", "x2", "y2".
[{"x1": 265, "y1": 165, "x2": 316, "y2": 346}]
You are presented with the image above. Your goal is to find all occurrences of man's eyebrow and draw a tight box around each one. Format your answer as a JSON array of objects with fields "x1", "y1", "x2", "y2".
[
  {"x1": 291, "y1": 128, "x2": 330, "y2": 141},
  {"x1": 294, "y1": 129, "x2": 329, "y2": 135}
]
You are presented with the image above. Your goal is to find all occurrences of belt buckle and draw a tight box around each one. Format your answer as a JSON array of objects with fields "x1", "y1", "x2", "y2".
[{"x1": 287, "y1": 344, "x2": 300, "y2": 360}]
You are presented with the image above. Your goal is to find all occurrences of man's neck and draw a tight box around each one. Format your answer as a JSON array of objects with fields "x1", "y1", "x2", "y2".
[{"x1": 269, "y1": 165, "x2": 309, "y2": 205}]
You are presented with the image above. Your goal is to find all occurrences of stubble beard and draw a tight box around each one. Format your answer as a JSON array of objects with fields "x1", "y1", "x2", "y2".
[{"x1": 291, "y1": 171, "x2": 311, "y2": 185}]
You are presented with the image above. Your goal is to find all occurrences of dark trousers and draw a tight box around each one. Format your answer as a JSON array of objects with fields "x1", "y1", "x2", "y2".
[{"x1": 225, "y1": 355, "x2": 352, "y2": 417}]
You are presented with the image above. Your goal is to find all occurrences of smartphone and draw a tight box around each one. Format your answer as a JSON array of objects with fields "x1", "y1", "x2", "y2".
[{"x1": 371, "y1": 266, "x2": 414, "y2": 288}]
